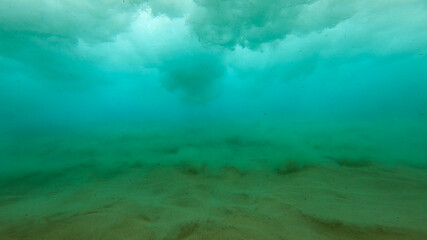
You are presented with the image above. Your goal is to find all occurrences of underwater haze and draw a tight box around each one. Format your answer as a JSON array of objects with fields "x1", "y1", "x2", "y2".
[{"x1": 1, "y1": 0, "x2": 427, "y2": 239}]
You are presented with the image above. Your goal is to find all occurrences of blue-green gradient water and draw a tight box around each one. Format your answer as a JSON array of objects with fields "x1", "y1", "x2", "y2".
[
  {"x1": 0, "y1": 1, "x2": 426, "y2": 239},
  {"x1": 1, "y1": 0, "x2": 426, "y2": 173}
]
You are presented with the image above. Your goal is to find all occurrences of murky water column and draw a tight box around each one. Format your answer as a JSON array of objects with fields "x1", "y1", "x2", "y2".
[{"x1": 0, "y1": 0, "x2": 426, "y2": 239}]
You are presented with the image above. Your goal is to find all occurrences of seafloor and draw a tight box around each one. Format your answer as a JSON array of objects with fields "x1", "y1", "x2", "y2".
[{"x1": 1, "y1": 161, "x2": 426, "y2": 240}]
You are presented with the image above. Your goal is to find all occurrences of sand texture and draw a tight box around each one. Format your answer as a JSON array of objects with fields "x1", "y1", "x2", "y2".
[{"x1": 0, "y1": 163, "x2": 426, "y2": 240}]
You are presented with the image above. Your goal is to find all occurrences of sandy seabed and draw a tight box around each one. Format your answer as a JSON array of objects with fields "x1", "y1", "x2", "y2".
[{"x1": 0, "y1": 162, "x2": 426, "y2": 240}]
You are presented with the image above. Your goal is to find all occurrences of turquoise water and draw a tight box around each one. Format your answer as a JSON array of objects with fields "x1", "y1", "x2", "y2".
[{"x1": 0, "y1": 1, "x2": 426, "y2": 239}]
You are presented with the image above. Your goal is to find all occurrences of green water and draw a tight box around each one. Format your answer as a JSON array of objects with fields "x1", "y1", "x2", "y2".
[
  {"x1": 1, "y1": 0, "x2": 426, "y2": 173},
  {"x1": 0, "y1": 1, "x2": 426, "y2": 239}
]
